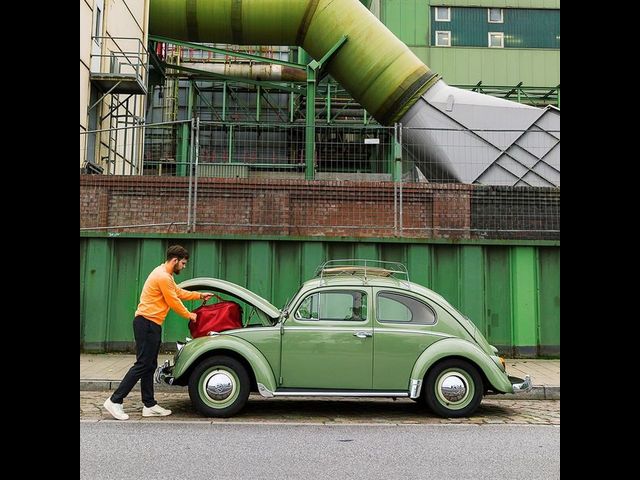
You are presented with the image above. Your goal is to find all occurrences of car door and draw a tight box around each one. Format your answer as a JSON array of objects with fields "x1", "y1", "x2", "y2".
[
  {"x1": 372, "y1": 288, "x2": 443, "y2": 390},
  {"x1": 280, "y1": 287, "x2": 373, "y2": 390}
]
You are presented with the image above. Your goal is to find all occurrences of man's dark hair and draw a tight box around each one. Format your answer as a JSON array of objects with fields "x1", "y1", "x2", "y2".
[{"x1": 166, "y1": 245, "x2": 190, "y2": 261}]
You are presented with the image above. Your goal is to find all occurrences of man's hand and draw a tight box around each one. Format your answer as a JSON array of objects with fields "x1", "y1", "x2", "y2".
[
  {"x1": 200, "y1": 292, "x2": 214, "y2": 301},
  {"x1": 189, "y1": 312, "x2": 197, "y2": 322}
]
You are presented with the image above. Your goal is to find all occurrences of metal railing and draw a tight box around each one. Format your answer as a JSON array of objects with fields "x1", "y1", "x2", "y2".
[{"x1": 80, "y1": 120, "x2": 559, "y2": 239}]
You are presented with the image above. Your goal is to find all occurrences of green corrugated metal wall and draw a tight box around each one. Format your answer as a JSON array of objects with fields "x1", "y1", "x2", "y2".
[
  {"x1": 431, "y1": 8, "x2": 559, "y2": 49},
  {"x1": 427, "y1": 47, "x2": 560, "y2": 86},
  {"x1": 80, "y1": 235, "x2": 560, "y2": 357}
]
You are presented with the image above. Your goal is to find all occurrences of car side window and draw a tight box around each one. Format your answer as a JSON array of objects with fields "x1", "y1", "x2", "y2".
[
  {"x1": 295, "y1": 291, "x2": 367, "y2": 321},
  {"x1": 376, "y1": 292, "x2": 436, "y2": 325}
]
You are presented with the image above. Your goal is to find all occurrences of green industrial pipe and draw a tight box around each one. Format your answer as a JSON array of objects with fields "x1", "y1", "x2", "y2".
[{"x1": 149, "y1": 0, "x2": 440, "y2": 125}]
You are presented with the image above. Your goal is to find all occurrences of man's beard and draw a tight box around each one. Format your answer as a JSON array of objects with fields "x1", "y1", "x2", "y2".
[{"x1": 173, "y1": 265, "x2": 182, "y2": 274}]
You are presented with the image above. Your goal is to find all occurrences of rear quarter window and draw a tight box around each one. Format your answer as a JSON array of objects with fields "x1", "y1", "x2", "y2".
[{"x1": 376, "y1": 291, "x2": 436, "y2": 325}]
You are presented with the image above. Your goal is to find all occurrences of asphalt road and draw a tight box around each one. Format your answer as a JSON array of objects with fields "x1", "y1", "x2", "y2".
[{"x1": 81, "y1": 421, "x2": 559, "y2": 480}]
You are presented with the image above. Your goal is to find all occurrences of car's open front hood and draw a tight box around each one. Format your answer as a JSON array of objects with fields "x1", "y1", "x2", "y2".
[{"x1": 177, "y1": 277, "x2": 281, "y2": 320}]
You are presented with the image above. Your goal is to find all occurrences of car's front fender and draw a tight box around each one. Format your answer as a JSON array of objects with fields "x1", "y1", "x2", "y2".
[
  {"x1": 173, "y1": 335, "x2": 278, "y2": 392},
  {"x1": 410, "y1": 338, "x2": 513, "y2": 393}
]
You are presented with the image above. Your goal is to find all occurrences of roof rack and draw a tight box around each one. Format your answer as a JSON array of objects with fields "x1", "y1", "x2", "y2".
[{"x1": 314, "y1": 259, "x2": 410, "y2": 282}]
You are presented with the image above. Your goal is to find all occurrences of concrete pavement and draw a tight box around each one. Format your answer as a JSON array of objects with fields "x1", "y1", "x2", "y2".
[{"x1": 80, "y1": 353, "x2": 559, "y2": 400}]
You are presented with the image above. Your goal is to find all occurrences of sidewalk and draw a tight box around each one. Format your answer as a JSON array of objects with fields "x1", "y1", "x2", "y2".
[{"x1": 80, "y1": 354, "x2": 559, "y2": 400}]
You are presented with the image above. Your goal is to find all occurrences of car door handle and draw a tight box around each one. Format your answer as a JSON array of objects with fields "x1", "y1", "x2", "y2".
[{"x1": 353, "y1": 331, "x2": 372, "y2": 338}]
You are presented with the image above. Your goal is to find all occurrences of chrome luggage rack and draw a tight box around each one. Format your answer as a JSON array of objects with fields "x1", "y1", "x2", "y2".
[{"x1": 315, "y1": 259, "x2": 410, "y2": 283}]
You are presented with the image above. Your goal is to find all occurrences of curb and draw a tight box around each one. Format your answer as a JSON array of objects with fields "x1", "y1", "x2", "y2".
[{"x1": 80, "y1": 381, "x2": 558, "y2": 400}]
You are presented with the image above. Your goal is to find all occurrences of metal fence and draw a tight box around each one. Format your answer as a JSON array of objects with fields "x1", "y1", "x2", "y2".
[{"x1": 80, "y1": 120, "x2": 559, "y2": 239}]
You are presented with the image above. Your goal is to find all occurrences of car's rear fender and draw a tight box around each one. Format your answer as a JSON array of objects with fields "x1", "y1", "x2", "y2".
[
  {"x1": 410, "y1": 338, "x2": 513, "y2": 393},
  {"x1": 173, "y1": 335, "x2": 278, "y2": 392}
]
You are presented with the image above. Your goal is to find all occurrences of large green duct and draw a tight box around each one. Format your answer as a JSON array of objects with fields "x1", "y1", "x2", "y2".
[{"x1": 149, "y1": 0, "x2": 440, "y2": 125}]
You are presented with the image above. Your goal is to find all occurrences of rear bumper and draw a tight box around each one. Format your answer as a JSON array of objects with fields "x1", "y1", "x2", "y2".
[{"x1": 509, "y1": 374, "x2": 533, "y2": 393}]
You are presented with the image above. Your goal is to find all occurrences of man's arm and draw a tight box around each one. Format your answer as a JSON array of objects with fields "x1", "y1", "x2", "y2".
[{"x1": 157, "y1": 275, "x2": 195, "y2": 319}]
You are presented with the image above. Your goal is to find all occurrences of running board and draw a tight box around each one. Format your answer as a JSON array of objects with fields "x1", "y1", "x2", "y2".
[{"x1": 257, "y1": 383, "x2": 408, "y2": 399}]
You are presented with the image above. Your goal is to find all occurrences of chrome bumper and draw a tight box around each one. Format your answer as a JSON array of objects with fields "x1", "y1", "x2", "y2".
[
  {"x1": 509, "y1": 374, "x2": 532, "y2": 393},
  {"x1": 154, "y1": 360, "x2": 174, "y2": 385}
]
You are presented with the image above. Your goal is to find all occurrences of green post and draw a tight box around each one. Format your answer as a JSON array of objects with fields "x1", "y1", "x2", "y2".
[
  {"x1": 256, "y1": 85, "x2": 261, "y2": 122},
  {"x1": 305, "y1": 64, "x2": 316, "y2": 180},
  {"x1": 178, "y1": 80, "x2": 194, "y2": 176},
  {"x1": 222, "y1": 81, "x2": 227, "y2": 121},
  {"x1": 228, "y1": 124, "x2": 234, "y2": 163},
  {"x1": 289, "y1": 84, "x2": 295, "y2": 123},
  {"x1": 511, "y1": 247, "x2": 538, "y2": 357},
  {"x1": 393, "y1": 123, "x2": 402, "y2": 181},
  {"x1": 326, "y1": 83, "x2": 331, "y2": 124}
]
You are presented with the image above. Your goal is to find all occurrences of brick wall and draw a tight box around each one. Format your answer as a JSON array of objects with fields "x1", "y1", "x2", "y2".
[{"x1": 80, "y1": 176, "x2": 558, "y2": 239}]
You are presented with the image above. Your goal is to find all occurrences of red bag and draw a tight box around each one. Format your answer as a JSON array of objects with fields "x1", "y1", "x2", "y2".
[{"x1": 189, "y1": 294, "x2": 243, "y2": 338}]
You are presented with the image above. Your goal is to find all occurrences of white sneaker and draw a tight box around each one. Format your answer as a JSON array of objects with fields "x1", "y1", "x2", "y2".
[
  {"x1": 103, "y1": 398, "x2": 129, "y2": 420},
  {"x1": 142, "y1": 404, "x2": 172, "y2": 417}
]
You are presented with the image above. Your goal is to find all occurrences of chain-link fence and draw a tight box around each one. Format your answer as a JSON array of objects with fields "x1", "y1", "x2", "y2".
[{"x1": 80, "y1": 120, "x2": 559, "y2": 239}]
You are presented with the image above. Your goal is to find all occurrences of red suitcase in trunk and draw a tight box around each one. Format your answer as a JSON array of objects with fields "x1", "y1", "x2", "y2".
[{"x1": 189, "y1": 294, "x2": 243, "y2": 338}]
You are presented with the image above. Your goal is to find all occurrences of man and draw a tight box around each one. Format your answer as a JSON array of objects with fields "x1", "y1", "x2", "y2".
[{"x1": 103, "y1": 245, "x2": 213, "y2": 420}]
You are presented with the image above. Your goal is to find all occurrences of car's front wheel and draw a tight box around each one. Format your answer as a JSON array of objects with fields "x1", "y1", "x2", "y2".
[
  {"x1": 188, "y1": 355, "x2": 250, "y2": 417},
  {"x1": 423, "y1": 359, "x2": 483, "y2": 418}
]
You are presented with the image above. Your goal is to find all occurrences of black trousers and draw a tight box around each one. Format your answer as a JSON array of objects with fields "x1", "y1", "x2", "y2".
[{"x1": 110, "y1": 316, "x2": 162, "y2": 407}]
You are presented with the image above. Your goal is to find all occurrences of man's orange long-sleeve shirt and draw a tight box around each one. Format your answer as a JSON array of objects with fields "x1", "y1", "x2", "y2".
[{"x1": 135, "y1": 264, "x2": 201, "y2": 325}]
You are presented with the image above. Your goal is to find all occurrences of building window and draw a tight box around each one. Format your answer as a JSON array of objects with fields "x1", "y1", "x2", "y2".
[
  {"x1": 488, "y1": 8, "x2": 503, "y2": 23},
  {"x1": 434, "y1": 7, "x2": 450, "y2": 22},
  {"x1": 488, "y1": 32, "x2": 504, "y2": 48},
  {"x1": 435, "y1": 31, "x2": 451, "y2": 47}
]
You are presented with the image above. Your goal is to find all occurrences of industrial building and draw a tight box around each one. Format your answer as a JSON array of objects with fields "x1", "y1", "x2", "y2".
[{"x1": 80, "y1": 1, "x2": 560, "y2": 357}]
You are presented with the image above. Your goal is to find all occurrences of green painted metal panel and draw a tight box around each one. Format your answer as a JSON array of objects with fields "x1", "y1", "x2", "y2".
[
  {"x1": 301, "y1": 242, "x2": 325, "y2": 282},
  {"x1": 80, "y1": 237, "x2": 559, "y2": 357},
  {"x1": 459, "y1": 246, "x2": 485, "y2": 333},
  {"x1": 327, "y1": 243, "x2": 354, "y2": 263},
  {"x1": 431, "y1": 7, "x2": 559, "y2": 49},
  {"x1": 484, "y1": 247, "x2": 512, "y2": 351},
  {"x1": 427, "y1": 47, "x2": 560, "y2": 85},
  {"x1": 107, "y1": 240, "x2": 141, "y2": 344},
  {"x1": 511, "y1": 247, "x2": 537, "y2": 355},
  {"x1": 220, "y1": 241, "x2": 248, "y2": 286},
  {"x1": 273, "y1": 242, "x2": 301, "y2": 311},
  {"x1": 538, "y1": 247, "x2": 560, "y2": 355},
  {"x1": 406, "y1": 244, "x2": 431, "y2": 288},
  {"x1": 81, "y1": 238, "x2": 112, "y2": 351},
  {"x1": 431, "y1": 245, "x2": 460, "y2": 308},
  {"x1": 354, "y1": 243, "x2": 378, "y2": 263},
  {"x1": 192, "y1": 240, "x2": 220, "y2": 278},
  {"x1": 247, "y1": 241, "x2": 272, "y2": 301},
  {"x1": 80, "y1": 240, "x2": 88, "y2": 346},
  {"x1": 380, "y1": 243, "x2": 406, "y2": 265},
  {"x1": 380, "y1": 0, "x2": 429, "y2": 46}
]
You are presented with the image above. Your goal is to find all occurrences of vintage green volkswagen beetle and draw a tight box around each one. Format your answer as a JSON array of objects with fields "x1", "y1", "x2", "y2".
[{"x1": 155, "y1": 260, "x2": 531, "y2": 418}]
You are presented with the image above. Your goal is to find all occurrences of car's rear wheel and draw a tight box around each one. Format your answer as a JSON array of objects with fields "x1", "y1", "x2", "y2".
[
  {"x1": 423, "y1": 359, "x2": 483, "y2": 418},
  {"x1": 188, "y1": 356, "x2": 250, "y2": 417}
]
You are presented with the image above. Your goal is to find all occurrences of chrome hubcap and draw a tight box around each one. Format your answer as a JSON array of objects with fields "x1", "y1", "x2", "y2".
[
  {"x1": 204, "y1": 371, "x2": 234, "y2": 401},
  {"x1": 439, "y1": 374, "x2": 467, "y2": 402}
]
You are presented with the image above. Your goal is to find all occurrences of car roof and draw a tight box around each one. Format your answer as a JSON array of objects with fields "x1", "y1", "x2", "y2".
[{"x1": 299, "y1": 275, "x2": 450, "y2": 305}]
